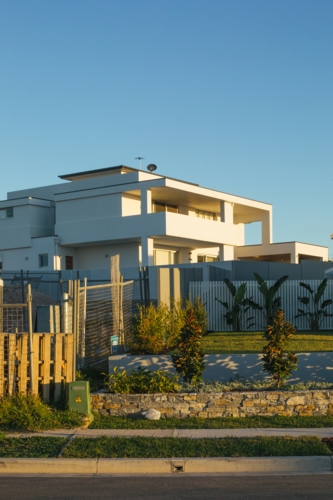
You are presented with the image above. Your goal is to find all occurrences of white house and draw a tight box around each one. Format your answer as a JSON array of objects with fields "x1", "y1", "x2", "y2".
[{"x1": 0, "y1": 165, "x2": 328, "y2": 271}]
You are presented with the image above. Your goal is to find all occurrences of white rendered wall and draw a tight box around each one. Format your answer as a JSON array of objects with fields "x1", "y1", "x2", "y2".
[
  {"x1": 0, "y1": 201, "x2": 52, "y2": 250},
  {"x1": 74, "y1": 243, "x2": 139, "y2": 269},
  {"x1": 235, "y1": 241, "x2": 328, "y2": 262},
  {"x1": 0, "y1": 236, "x2": 57, "y2": 271},
  {"x1": 122, "y1": 194, "x2": 140, "y2": 216}
]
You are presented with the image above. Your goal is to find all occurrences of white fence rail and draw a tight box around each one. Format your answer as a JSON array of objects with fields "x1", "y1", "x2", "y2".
[{"x1": 189, "y1": 280, "x2": 333, "y2": 331}]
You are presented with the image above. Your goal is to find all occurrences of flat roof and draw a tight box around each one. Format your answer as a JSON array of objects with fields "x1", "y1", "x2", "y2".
[{"x1": 59, "y1": 165, "x2": 136, "y2": 181}]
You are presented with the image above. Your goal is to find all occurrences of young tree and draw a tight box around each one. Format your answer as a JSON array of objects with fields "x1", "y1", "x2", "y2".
[
  {"x1": 172, "y1": 305, "x2": 205, "y2": 385},
  {"x1": 295, "y1": 278, "x2": 333, "y2": 331},
  {"x1": 262, "y1": 309, "x2": 298, "y2": 389}
]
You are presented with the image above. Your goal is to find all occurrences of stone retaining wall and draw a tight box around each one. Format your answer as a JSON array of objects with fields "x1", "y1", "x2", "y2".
[{"x1": 91, "y1": 390, "x2": 333, "y2": 418}]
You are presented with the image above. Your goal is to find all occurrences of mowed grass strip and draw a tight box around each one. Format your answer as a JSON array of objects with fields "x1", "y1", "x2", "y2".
[
  {"x1": 0, "y1": 437, "x2": 67, "y2": 458},
  {"x1": 62, "y1": 436, "x2": 330, "y2": 458},
  {"x1": 202, "y1": 331, "x2": 333, "y2": 354},
  {"x1": 89, "y1": 414, "x2": 333, "y2": 430}
]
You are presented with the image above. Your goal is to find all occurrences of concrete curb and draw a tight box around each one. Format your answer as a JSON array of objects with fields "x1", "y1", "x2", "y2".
[{"x1": 0, "y1": 456, "x2": 332, "y2": 475}]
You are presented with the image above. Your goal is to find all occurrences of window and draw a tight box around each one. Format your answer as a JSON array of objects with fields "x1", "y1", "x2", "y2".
[
  {"x1": 39, "y1": 254, "x2": 48, "y2": 268},
  {"x1": 65, "y1": 256, "x2": 74, "y2": 270},
  {"x1": 0, "y1": 207, "x2": 13, "y2": 219},
  {"x1": 198, "y1": 255, "x2": 218, "y2": 263},
  {"x1": 152, "y1": 201, "x2": 178, "y2": 213},
  {"x1": 195, "y1": 209, "x2": 216, "y2": 220},
  {"x1": 154, "y1": 249, "x2": 179, "y2": 265}
]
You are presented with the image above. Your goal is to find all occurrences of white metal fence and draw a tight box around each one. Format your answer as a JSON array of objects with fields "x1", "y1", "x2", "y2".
[{"x1": 189, "y1": 280, "x2": 333, "y2": 331}]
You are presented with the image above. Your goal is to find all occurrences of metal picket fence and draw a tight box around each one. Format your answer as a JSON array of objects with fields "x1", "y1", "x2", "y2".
[{"x1": 189, "y1": 280, "x2": 333, "y2": 331}]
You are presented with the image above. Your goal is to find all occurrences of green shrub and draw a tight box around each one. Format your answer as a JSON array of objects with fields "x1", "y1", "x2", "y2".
[
  {"x1": 295, "y1": 278, "x2": 333, "y2": 330},
  {"x1": 251, "y1": 273, "x2": 289, "y2": 328},
  {"x1": 215, "y1": 279, "x2": 255, "y2": 331},
  {"x1": 188, "y1": 297, "x2": 209, "y2": 336},
  {"x1": 172, "y1": 305, "x2": 206, "y2": 385},
  {"x1": 127, "y1": 301, "x2": 184, "y2": 354},
  {"x1": 127, "y1": 298, "x2": 208, "y2": 355},
  {"x1": 104, "y1": 367, "x2": 180, "y2": 394},
  {"x1": 262, "y1": 309, "x2": 298, "y2": 389},
  {"x1": 0, "y1": 394, "x2": 83, "y2": 432}
]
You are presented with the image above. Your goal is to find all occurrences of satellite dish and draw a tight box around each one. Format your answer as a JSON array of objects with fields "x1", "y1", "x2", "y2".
[{"x1": 147, "y1": 164, "x2": 157, "y2": 172}]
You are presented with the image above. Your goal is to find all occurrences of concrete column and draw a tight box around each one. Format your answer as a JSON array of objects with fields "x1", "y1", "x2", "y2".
[
  {"x1": 290, "y1": 249, "x2": 298, "y2": 264},
  {"x1": 141, "y1": 237, "x2": 154, "y2": 267},
  {"x1": 141, "y1": 188, "x2": 152, "y2": 215},
  {"x1": 220, "y1": 201, "x2": 233, "y2": 223},
  {"x1": 172, "y1": 268, "x2": 181, "y2": 302},
  {"x1": 261, "y1": 211, "x2": 272, "y2": 245},
  {"x1": 219, "y1": 244, "x2": 234, "y2": 261}
]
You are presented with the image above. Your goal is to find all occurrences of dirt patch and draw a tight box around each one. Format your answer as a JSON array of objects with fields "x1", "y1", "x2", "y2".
[{"x1": 3, "y1": 284, "x2": 59, "y2": 322}]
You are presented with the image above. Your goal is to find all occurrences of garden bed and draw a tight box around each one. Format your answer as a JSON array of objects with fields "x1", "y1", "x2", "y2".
[{"x1": 108, "y1": 353, "x2": 333, "y2": 383}]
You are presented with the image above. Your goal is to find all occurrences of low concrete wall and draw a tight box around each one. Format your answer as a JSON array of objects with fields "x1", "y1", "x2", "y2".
[
  {"x1": 91, "y1": 390, "x2": 333, "y2": 418},
  {"x1": 109, "y1": 353, "x2": 333, "y2": 383}
]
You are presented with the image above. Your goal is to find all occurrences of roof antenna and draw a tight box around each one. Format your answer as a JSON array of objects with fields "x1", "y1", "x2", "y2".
[{"x1": 135, "y1": 157, "x2": 145, "y2": 170}]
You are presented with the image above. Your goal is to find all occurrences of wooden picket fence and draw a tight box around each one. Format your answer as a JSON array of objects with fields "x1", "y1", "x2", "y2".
[{"x1": 0, "y1": 332, "x2": 74, "y2": 402}]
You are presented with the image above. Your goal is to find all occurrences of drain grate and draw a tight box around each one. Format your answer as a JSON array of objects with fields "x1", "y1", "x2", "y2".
[{"x1": 172, "y1": 461, "x2": 185, "y2": 473}]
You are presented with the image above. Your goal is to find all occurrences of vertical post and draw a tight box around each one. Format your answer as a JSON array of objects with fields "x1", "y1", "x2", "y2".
[
  {"x1": 27, "y1": 284, "x2": 35, "y2": 394},
  {"x1": 62, "y1": 293, "x2": 69, "y2": 333},
  {"x1": 79, "y1": 277, "x2": 87, "y2": 367},
  {"x1": 144, "y1": 266, "x2": 150, "y2": 306},
  {"x1": 0, "y1": 278, "x2": 3, "y2": 333},
  {"x1": 66, "y1": 280, "x2": 73, "y2": 334},
  {"x1": 72, "y1": 279, "x2": 79, "y2": 380},
  {"x1": 138, "y1": 267, "x2": 143, "y2": 306},
  {"x1": 118, "y1": 276, "x2": 124, "y2": 351}
]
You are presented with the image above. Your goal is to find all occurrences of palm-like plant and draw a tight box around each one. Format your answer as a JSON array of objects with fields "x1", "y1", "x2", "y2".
[
  {"x1": 251, "y1": 273, "x2": 289, "y2": 328},
  {"x1": 215, "y1": 279, "x2": 255, "y2": 331},
  {"x1": 295, "y1": 278, "x2": 333, "y2": 331}
]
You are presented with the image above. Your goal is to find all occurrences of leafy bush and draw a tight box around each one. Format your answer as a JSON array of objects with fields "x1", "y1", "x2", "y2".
[
  {"x1": 179, "y1": 379, "x2": 333, "y2": 393},
  {"x1": 251, "y1": 274, "x2": 288, "y2": 328},
  {"x1": 104, "y1": 367, "x2": 180, "y2": 394},
  {"x1": 188, "y1": 297, "x2": 209, "y2": 336},
  {"x1": 262, "y1": 310, "x2": 298, "y2": 389},
  {"x1": 127, "y1": 298, "x2": 208, "y2": 354},
  {"x1": 295, "y1": 278, "x2": 333, "y2": 330},
  {"x1": 127, "y1": 301, "x2": 184, "y2": 354},
  {"x1": 172, "y1": 305, "x2": 206, "y2": 385},
  {"x1": 0, "y1": 394, "x2": 83, "y2": 432},
  {"x1": 215, "y1": 279, "x2": 255, "y2": 331}
]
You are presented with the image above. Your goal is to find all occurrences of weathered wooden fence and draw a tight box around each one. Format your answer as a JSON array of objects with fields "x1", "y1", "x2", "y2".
[
  {"x1": 189, "y1": 280, "x2": 333, "y2": 331},
  {"x1": 0, "y1": 332, "x2": 74, "y2": 402},
  {"x1": 0, "y1": 278, "x2": 74, "y2": 401}
]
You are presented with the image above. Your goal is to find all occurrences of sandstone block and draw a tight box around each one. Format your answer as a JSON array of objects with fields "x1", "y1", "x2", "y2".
[{"x1": 286, "y1": 396, "x2": 305, "y2": 406}]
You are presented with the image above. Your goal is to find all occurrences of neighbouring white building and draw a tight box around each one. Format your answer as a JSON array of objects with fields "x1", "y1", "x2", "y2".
[{"x1": 0, "y1": 165, "x2": 328, "y2": 271}]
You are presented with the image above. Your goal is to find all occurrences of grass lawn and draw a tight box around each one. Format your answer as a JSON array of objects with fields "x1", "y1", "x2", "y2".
[
  {"x1": 89, "y1": 414, "x2": 333, "y2": 430},
  {"x1": 202, "y1": 331, "x2": 333, "y2": 354},
  {"x1": 55, "y1": 436, "x2": 332, "y2": 458},
  {"x1": 0, "y1": 435, "x2": 329, "y2": 458},
  {"x1": 0, "y1": 436, "x2": 67, "y2": 458}
]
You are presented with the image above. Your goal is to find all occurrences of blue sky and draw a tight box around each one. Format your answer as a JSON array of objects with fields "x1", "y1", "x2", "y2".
[{"x1": 1, "y1": 0, "x2": 332, "y2": 255}]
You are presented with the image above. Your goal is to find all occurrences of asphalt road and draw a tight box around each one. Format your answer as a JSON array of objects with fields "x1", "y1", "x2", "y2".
[{"x1": 1, "y1": 475, "x2": 333, "y2": 499}]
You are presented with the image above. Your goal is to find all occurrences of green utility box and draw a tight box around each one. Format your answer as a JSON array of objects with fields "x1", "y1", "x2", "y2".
[{"x1": 68, "y1": 381, "x2": 94, "y2": 422}]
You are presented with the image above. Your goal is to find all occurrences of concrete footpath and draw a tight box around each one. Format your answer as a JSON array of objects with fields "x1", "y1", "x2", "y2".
[
  {"x1": 7, "y1": 427, "x2": 333, "y2": 439},
  {"x1": 1, "y1": 428, "x2": 333, "y2": 476}
]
